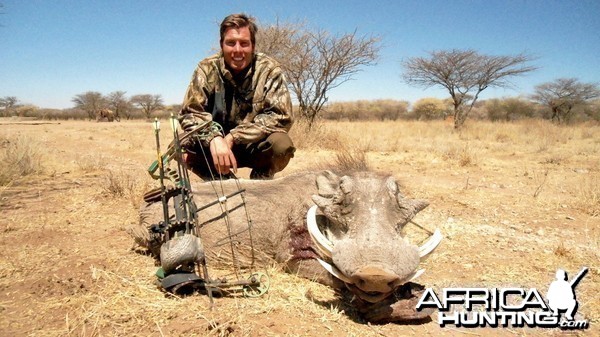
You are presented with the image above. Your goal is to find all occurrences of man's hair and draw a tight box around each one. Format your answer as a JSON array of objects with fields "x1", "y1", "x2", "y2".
[{"x1": 220, "y1": 13, "x2": 258, "y2": 46}]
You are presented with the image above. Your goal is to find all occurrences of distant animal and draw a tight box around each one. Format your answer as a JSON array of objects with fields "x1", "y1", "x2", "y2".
[
  {"x1": 96, "y1": 108, "x2": 119, "y2": 122},
  {"x1": 133, "y1": 170, "x2": 442, "y2": 323}
]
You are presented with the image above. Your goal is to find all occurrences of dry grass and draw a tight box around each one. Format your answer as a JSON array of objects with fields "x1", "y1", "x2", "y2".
[
  {"x1": 75, "y1": 153, "x2": 109, "y2": 172},
  {"x1": 575, "y1": 172, "x2": 600, "y2": 216},
  {"x1": 0, "y1": 119, "x2": 599, "y2": 336},
  {"x1": 439, "y1": 142, "x2": 480, "y2": 167},
  {"x1": 532, "y1": 169, "x2": 549, "y2": 198},
  {"x1": 288, "y1": 118, "x2": 343, "y2": 150},
  {"x1": 102, "y1": 169, "x2": 153, "y2": 209},
  {"x1": 332, "y1": 147, "x2": 370, "y2": 172},
  {"x1": 553, "y1": 241, "x2": 570, "y2": 257},
  {"x1": 0, "y1": 134, "x2": 44, "y2": 185}
]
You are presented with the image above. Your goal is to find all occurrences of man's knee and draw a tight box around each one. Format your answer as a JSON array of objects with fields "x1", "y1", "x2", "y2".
[
  {"x1": 247, "y1": 133, "x2": 295, "y2": 178},
  {"x1": 264, "y1": 132, "x2": 295, "y2": 157}
]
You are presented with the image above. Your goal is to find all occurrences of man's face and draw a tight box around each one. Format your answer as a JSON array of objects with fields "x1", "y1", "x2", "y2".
[{"x1": 221, "y1": 26, "x2": 254, "y2": 75}]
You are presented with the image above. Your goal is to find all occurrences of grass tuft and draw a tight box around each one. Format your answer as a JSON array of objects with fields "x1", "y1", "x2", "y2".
[
  {"x1": 102, "y1": 170, "x2": 153, "y2": 209},
  {"x1": 441, "y1": 142, "x2": 479, "y2": 167},
  {"x1": 553, "y1": 242, "x2": 570, "y2": 257},
  {"x1": 288, "y1": 118, "x2": 342, "y2": 150},
  {"x1": 75, "y1": 154, "x2": 108, "y2": 172},
  {"x1": 0, "y1": 135, "x2": 44, "y2": 185},
  {"x1": 332, "y1": 146, "x2": 370, "y2": 172},
  {"x1": 575, "y1": 173, "x2": 600, "y2": 216}
]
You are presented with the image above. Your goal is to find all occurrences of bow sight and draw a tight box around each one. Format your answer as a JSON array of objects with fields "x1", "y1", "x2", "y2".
[{"x1": 144, "y1": 115, "x2": 269, "y2": 305}]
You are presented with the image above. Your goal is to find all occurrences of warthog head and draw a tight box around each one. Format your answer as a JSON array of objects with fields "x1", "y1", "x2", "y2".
[{"x1": 306, "y1": 171, "x2": 441, "y2": 303}]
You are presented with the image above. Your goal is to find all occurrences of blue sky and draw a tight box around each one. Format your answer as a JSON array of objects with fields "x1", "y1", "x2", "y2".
[{"x1": 1, "y1": 0, "x2": 599, "y2": 109}]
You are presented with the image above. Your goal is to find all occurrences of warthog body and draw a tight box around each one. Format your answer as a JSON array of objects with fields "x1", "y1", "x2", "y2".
[
  {"x1": 96, "y1": 108, "x2": 119, "y2": 122},
  {"x1": 137, "y1": 170, "x2": 440, "y2": 322}
]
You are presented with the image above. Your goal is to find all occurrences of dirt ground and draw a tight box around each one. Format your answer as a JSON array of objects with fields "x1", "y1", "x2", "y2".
[{"x1": 0, "y1": 119, "x2": 598, "y2": 336}]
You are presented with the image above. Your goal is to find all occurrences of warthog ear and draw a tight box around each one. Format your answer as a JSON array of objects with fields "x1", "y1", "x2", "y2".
[
  {"x1": 315, "y1": 170, "x2": 340, "y2": 197},
  {"x1": 397, "y1": 197, "x2": 429, "y2": 223},
  {"x1": 312, "y1": 172, "x2": 349, "y2": 227},
  {"x1": 385, "y1": 176, "x2": 399, "y2": 197},
  {"x1": 339, "y1": 176, "x2": 353, "y2": 194},
  {"x1": 387, "y1": 176, "x2": 429, "y2": 222},
  {"x1": 313, "y1": 170, "x2": 351, "y2": 209}
]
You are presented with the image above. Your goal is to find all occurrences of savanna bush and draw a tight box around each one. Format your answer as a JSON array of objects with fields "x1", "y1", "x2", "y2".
[
  {"x1": 411, "y1": 97, "x2": 452, "y2": 120},
  {"x1": 581, "y1": 99, "x2": 600, "y2": 122},
  {"x1": 321, "y1": 99, "x2": 409, "y2": 121},
  {"x1": 484, "y1": 97, "x2": 536, "y2": 121}
]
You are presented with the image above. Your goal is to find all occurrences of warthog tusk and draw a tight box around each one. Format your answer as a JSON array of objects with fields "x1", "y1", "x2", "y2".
[
  {"x1": 316, "y1": 258, "x2": 354, "y2": 284},
  {"x1": 306, "y1": 205, "x2": 333, "y2": 259},
  {"x1": 408, "y1": 269, "x2": 425, "y2": 282},
  {"x1": 419, "y1": 228, "x2": 442, "y2": 260},
  {"x1": 392, "y1": 269, "x2": 425, "y2": 287}
]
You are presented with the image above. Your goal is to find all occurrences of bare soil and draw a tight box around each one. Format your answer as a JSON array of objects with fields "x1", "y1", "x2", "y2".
[{"x1": 0, "y1": 119, "x2": 598, "y2": 336}]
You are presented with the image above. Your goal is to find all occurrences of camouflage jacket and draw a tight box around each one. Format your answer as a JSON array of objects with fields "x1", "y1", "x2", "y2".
[{"x1": 179, "y1": 52, "x2": 293, "y2": 146}]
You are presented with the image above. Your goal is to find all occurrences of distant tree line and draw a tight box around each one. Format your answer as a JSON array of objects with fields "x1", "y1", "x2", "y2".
[
  {"x1": 71, "y1": 91, "x2": 170, "y2": 121},
  {"x1": 321, "y1": 99, "x2": 409, "y2": 121},
  {"x1": 3, "y1": 86, "x2": 598, "y2": 124},
  {"x1": 0, "y1": 92, "x2": 182, "y2": 121},
  {"x1": 319, "y1": 95, "x2": 599, "y2": 123}
]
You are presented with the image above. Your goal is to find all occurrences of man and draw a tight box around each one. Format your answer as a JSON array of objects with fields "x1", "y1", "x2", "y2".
[{"x1": 178, "y1": 13, "x2": 295, "y2": 180}]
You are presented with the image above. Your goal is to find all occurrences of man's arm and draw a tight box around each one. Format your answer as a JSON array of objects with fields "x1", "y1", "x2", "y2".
[
  {"x1": 179, "y1": 63, "x2": 224, "y2": 147},
  {"x1": 179, "y1": 61, "x2": 236, "y2": 174},
  {"x1": 229, "y1": 62, "x2": 294, "y2": 145}
]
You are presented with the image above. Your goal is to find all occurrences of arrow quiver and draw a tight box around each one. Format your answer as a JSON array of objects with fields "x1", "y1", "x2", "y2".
[{"x1": 144, "y1": 116, "x2": 269, "y2": 303}]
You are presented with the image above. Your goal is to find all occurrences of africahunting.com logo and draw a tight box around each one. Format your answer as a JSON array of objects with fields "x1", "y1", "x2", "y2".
[{"x1": 416, "y1": 267, "x2": 589, "y2": 330}]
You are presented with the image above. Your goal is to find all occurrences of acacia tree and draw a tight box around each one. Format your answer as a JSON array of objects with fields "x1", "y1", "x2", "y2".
[
  {"x1": 0, "y1": 96, "x2": 19, "y2": 117},
  {"x1": 258, "y1": 21, "x2": 380, "y2": 127},
  {"x1": 106, "y1": 91, "x2": 130, "y2": 121},
  {"x1": 72, "y1": 91, "x2": 106, "y2": 120},
  {"x1": 131, "y1": 94, "x2": 164, "y2": 119},
  {"x1": 402, "y1": 49, "x2": 537, "y2": 129},
  {"x1": 531, "y1": 78, "x2": 600, "y2": 123}
]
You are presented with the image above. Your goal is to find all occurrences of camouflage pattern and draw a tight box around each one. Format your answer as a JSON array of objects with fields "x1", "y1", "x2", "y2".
[{"x1": 179, "y1": 52, "x2": 293, "y2": 147}]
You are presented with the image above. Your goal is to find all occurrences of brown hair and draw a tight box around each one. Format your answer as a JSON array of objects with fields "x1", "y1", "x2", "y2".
[{"x1": 220, "y1": 13, "x2": 258, "y2": 46}]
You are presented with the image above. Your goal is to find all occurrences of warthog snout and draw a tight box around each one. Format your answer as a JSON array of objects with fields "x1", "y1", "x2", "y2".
[{"x1": 350, "y1": 266, "x2": 403, "y2": 293}]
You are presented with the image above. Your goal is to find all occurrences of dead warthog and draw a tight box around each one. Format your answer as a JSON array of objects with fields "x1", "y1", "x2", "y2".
[{"x1": 134, "y1": 170, "x2": 442, "y2": 323}]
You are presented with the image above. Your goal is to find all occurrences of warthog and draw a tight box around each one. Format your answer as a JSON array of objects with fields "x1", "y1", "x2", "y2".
[
  {"x1": 135, "y1": 170, "x2": 441, "y2": 323},
  {"x1": 96, "y1": 108, "x2": 119, "y2": 122}
]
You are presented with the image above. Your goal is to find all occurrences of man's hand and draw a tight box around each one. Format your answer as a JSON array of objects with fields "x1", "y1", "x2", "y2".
[{"x1": 209, "y1": 134, "x2": 237, "y2": 175}]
